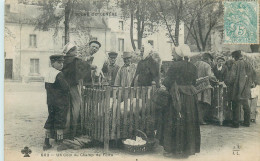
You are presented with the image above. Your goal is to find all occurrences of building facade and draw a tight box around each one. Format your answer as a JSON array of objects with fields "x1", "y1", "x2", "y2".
[{"x1": 4, "y1": 2, "x2": 185, "y2": 82}]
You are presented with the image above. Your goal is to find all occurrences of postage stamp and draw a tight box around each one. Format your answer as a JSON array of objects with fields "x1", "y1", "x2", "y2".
[{"x1": 224, "y1": 1, "x2": 259, "y2": 44}]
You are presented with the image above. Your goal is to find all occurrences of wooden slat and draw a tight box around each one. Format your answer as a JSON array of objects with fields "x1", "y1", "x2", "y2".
[
  {"x1": 94, "y1": 89, "x2": 97, "y2": 140},
  {"x1": 145, "y1": 87, "x2": 149, "y2": 132},
  {"x1": 141, "y1": 87, "x2": 146, "y2": 132},
  {"x1": 123, "y1": 87, "x2": 129, "y2": 138},
  {"x1": 116, "y1": 87, "x2": 122, "y2": 140},
  {"x1": 90, "y1": 89, "x2": 94, "y2": 137},
  {"x1": 97, "y1": 89, "x2": 101, "y2": 141},
  {"x1": 129, "y1": 87, "x2": 134, "y2": 136},
  {"x1": 100, "y1": 90, "x2": 105, "y2": 142},
  {"x1": 104, "y1": 86, "x2": 111, "y2": 152},
  {"x1": 151, "y1": 82, "x2": 156, "y2": 132},
  {"x1": 111, "y1": 87, "x2": 118, "y2": 139},
  {"x1": 85, "y1": 88, "x2": 89, "y2": 135},
  {"x1": 135, "y1": 87, "x2": 140, "y2": 135},
  {"x1": 80, "y1": 87, "x2": 84, "y2": 135}
]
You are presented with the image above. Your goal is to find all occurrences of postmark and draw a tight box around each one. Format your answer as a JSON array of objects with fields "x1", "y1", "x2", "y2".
[{"x1": 224, "y1": 1, "x2": 259, "y2": 44}]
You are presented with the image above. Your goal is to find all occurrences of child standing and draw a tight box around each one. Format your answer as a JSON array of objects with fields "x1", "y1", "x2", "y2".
[{"x1": 43, "y1": 54, "x2": 69, "y2": 150}]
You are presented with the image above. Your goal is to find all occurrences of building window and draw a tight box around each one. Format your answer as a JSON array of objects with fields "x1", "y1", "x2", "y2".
[
  {"x1": 29, "y1": 34, "x2": 37, "y2": 47},
  {"x1": 148, "y1": 40, "x2": 154, "y2": 47},
  {"x1": 119, "y1": 21, "x2": 124, "y2": 30},
  {"x1": 118, "y1": 38, "x2": 124, "y2": 52},
  {"x1": 5, "y1": 4, "x2": 10, "y2": 14},
  {"x1": 30, "y1": 59, "x2": 39, "y2": 74},
  {"x1": 62, "y1": 36, "x2": 65, "y2": 47}
]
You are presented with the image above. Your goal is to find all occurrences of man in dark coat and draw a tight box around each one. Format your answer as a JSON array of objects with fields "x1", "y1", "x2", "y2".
[
  {"x1": 44, "y1": 54, "x2": 69, "y2": 150},
  {"x1": 229, "y1": 50, "x2": 257, "y2": 128},
  {"x1": 102, "y1": 52, "x2": 120, "y2": 85},
  {"x1": 61, "y1": 43, "x2": 91, "y2": 139},
  {"x1": 213, "y1": 56, "x2": 226, "y2": 82}
]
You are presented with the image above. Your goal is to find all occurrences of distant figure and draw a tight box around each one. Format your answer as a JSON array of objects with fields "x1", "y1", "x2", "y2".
[
  {"x1": 160, "y1": 44, "x2": 200, "y2": 158},
  {"x1": 44, "y1": 54, "x2": 69, "y2": 151},
  {"x1": 213, "y1": 56, "x2": 226, "y2": 82},
  {"x1": 102, "y1": 52, "x2": 120, "y2": 85},
  {"x1": 114, "y1": 52, "x2": 137, "y2": 87},
  {"x1": 223, "y1": 59, "x2": 234, "y2": 125},
  {"x1": 229, "y1": 50, "x2": 257, "y2": 128},
  {"x1": 194, "y1": 53, "x2": 217, "y2": 125}
]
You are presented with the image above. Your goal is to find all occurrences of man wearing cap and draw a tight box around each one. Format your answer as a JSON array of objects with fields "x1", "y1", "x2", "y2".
[
  {"x1": 114, "y1": 52, "x2": 137, "y2": 87},
  {"x1": 83, "y1": 40, "x2": 107, "y2": 86},
  {"x1": 44, "y1": 54, "x2": 69, "y2": 150},
  {"x1": 213, "y1": 56, "x2": 226, "y2": 82},
  {"x1": 229, "y1": 50, "x2": 257, "y2": 128},
  {"x1": 194, "y1": 53, "x2": 217, "y2": 125},
  {"x1": 102, "y1": 52, "x2": 120, "y2": 85}
]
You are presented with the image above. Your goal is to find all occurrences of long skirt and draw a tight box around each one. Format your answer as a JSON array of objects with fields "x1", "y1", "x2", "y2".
[
  {"x1": 63, "y1": 84, "x2": 83, "y2": 139},
  {"x1": 159, "y1": 92, "x2": 200, "y2": 156}
]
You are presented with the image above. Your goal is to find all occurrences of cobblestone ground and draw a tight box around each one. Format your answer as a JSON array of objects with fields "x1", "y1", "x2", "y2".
[{"x1": 4, "y1": 82, "x2": 260, "y2": 161}]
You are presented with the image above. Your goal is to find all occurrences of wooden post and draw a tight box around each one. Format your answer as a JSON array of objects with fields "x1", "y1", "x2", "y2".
[
  {"x1": 135, "y1": 87, "x2": 140, "y2": 135},
  {"x1": 129, "y1": 87, "x2": 134, "y2": 136},
  {"x1": 100, "y1": 90, "x2": 105, "y2": 142},
  {"x1": 151, "y1": 82, "x2": 156, "y2": 132},
  {"x1": 85, "y1": 88, "x2": 89, "y2": 135},
  {"x1": 111, "y1": 87, "x2": 118, "y2": 140},
  {"x1": 141, "y1": 87, "x2": 146, "y2": 132},
  {"x1": 97, "y1": 89, "x2": 101, "y2": 141},
  {"x1": 90, "y1": 89, "x2": 94, "y2": 137},
  {"x1": 104, "y1": 86, "x2": 111, "y2": 152},
  {"x1": 123, "y1": 87, "x2": 129, "y2": 138},
  {"x1": 117, "y1": 87, "x2": 122, "y2": 140}
]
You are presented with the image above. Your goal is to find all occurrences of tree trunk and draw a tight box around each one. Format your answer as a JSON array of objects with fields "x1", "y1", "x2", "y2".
[
  {"x1": 64, "y1": 0, "x2": 72, "y2": 44},
  {"x1": 130, "y1": 10, "x2": 136, "y2": 50}
]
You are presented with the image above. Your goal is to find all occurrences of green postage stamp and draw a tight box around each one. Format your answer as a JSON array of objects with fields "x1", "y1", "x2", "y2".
[{"x1": 224, "y1": 0, "x2": 259, "y2": 44}]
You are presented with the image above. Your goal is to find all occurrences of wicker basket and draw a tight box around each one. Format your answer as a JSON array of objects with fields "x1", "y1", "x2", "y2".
[{"x1": 122, "y1": 130, "x2": 156, "y2": 154}]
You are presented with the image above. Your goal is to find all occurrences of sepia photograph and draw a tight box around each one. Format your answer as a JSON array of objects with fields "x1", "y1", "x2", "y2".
[{"x1": 3, "y1": 0, "x2": 260, "y2": 160}]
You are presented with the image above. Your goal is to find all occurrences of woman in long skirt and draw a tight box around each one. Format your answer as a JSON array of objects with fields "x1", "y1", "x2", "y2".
[{"x1": 160, "y1": 44, "x2": 200, "y2": 158}]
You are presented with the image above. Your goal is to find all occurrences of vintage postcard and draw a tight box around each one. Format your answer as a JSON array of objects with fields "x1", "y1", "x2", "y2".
[{"x1": 3, "y1": 0, "x2": 260, "y2": 161}]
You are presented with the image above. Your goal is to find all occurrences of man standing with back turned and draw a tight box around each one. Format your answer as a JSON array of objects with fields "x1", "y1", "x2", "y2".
[{"x1": 229, "y1": 50, "x2": 256, "y2": 128}]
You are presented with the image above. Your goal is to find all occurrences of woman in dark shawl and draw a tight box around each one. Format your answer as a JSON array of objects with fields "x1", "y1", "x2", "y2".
[{"x1": 160, "y1": 44, "x2": 200, "y2": 158}]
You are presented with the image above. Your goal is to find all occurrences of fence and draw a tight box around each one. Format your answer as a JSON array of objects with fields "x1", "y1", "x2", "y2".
[{"x1": 82, "y1": 83, "x2": 157, "y2": 151}]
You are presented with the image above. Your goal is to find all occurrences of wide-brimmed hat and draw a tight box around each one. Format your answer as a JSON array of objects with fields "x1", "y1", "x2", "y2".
[
  {"x1": 50, "y1": 54, "x2": 64, "y2": 62},
  {"x1": 122, "y1": 52, "x2": 132, "y2": 59},
  {"x1": 108, "y1": 52, "x2": 118, "y2": 58},
  {"x1": 62, "y1": 42, "x2": 77, "y2": 55},
  {"x1": 173, "y1": 44, "x2": 192, "y2": 58},
  {"x1": 216, "y1": 56, "x2": 225, "y2": 62},
  {"x1": 89, "y1": 40, "x2": 101, "y2": 48}
]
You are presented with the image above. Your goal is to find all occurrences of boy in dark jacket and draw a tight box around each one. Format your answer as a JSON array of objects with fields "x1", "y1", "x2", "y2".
[{"x1": 43, "y1": 54, "x2": 69, "y2": 150}]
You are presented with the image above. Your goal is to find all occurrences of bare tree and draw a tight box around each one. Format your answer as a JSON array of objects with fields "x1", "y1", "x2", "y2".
[{"x1": 183, "y1": 0, "x2": 223, "y2": 51}]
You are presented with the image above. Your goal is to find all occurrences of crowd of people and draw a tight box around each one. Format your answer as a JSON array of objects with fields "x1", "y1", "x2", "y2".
[{"x1": 43, "y1": 40, "x2": 258, "y2": 158}]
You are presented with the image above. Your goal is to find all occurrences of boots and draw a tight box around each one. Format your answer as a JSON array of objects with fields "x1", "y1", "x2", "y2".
[{"x1": 43, "y1": 138, "x2": 52, "y2": 151}]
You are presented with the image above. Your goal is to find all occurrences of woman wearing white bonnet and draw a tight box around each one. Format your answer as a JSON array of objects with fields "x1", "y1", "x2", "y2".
[{"x1": 159, "y1": 43, "x2": 200, "y2": 158}]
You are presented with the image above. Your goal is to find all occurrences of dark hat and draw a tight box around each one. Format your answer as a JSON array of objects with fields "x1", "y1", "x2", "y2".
[
  {"x1": 216, "y1": 56, "x2": 225, "y2": 62},
  {"x1": 89, "y1": 40, "x2": 101, "y2": 48},
  {"x1": 50, "y1": 54, "x2": 64, "y2": 62},
  {"x1": 122, "y1": 52, "x2": 132, "y2": 59},
  {"x1": 108, "y1": 52, "x2": 118, "y2": 58},
  {"x1": 231, "y1": 50, "x2": 242, "y2": 58},
  {"x1": 202, "y1": 52, "x2": 214, "y2": 61}
]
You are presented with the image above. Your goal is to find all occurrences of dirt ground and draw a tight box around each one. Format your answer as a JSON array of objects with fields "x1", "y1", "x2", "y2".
[{"x1": 4, "y1": 82, "x2": 260, "y2": 161}]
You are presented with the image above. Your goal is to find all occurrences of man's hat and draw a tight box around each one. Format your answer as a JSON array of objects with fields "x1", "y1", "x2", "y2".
[
  {"x1": 122, "y1": 52, "x2": 132, "y2": 59},
  {"x1": 108, "y1": 52, "x2": 118, "y2": 58},
  {"x1": 202, "y1": 52, "x2": 214, "y2": 61},
  {"x1": 50, "y1": 54, "x2": 64, "y2": 62},
  {"x1": 89, "y1": 40, "x2": 101, "y2": 48},
  {"x1": 231, "y1": 50, "x2": 242, "y2": 58}
]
